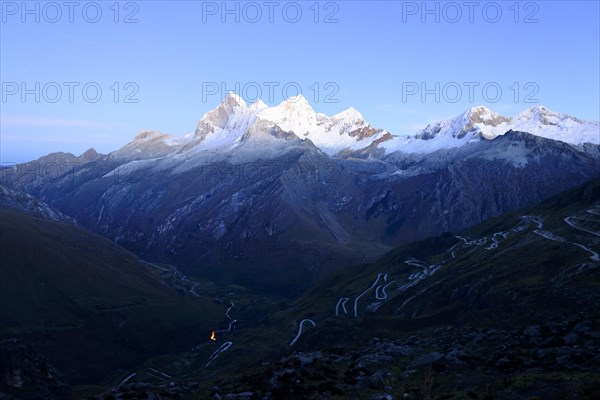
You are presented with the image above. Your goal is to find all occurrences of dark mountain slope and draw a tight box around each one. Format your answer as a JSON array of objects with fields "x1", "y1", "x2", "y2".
[
  {"x1": 190, "y1": 178, "x2": 600, "y2": 400},
  {"x1": 0, "y1": 208, "x2": 223, "y2": 385},
  {"x1": 2, "y1": 132, "x2": 600, "y2": 297}
]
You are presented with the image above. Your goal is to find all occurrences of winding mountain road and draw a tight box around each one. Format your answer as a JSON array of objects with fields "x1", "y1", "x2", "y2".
[
  {"x1": 564, "y1": 216, "x2": 600, "y2": 237},
  {"x1": 216, "y1": 319, "x2": 238, "y2": 333},
  {"x1": 587, "y1": 206, "x2": 600, "y2": 216},
  {"x1": 335, "y1": 297, "x2": 349, "y2": 315},
  {"x1": 145, "y1": 262, "x2": 201, "y2": 297},
  {"x1": 205, "y1": 342, "x2": 233, "y2": 367},
  {"x1": 334, "y1": 206, "x2": 598, "y2": 326},
  {"x1": 375, "y1": 279, "x2": 395, "y2": 300},
  {"x1": 216, "y1": 301, "x2": 237, "y2": 333},
  {"x1": 571, "y1": 243, "x2": 600, "y2": 261},
  {"x1": 225, "y1": 302, "x2": 234, "y2": 318},
  {"x1": 527, "y1": 215, "x2": 599, "y2": 261},
  {"x1": 118, "y1": 373, "x2": 136, "y2": 388},
  {"x1": 214, "y1": 301, "x2": 237, "y2": 333},
  {"x1": 290, "y1": 319, "x2": 316, "y2": 346},
  {"x1": 353, "y1": 273, "x2": 386, "y2": 317},
  {"x1": 147, "y1": 367, "x2": 172, "y2": 380},
  {"x1": 485, "y1": 231, "x2": 508, "y2": 250}
]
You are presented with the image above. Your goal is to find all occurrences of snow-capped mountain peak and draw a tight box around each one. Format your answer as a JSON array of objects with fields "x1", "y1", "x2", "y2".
[
  {"x1": 467, "y1": 106, "x2": 506, "y2": 124},
  {"x1": 109, "y1": 130, "x2": 182, "y2": 160},
  {"x1": 257, "y1": 96, "x2": 318, "y2": 137},
  {"x1": 283, "y1": 94, "x2": 311, "y2": 106},
  {"x1": 192, "y1": 93, "x2": 598, "y2": 158},
  {"x1": 222, "y1": 92, "x2": 247, "y2": 109},
  {"x1": 381, "y1": 105, "x2": 598, "y2": 155},
  {"x1": 462, "y1": 106, "x2": 511, "y2": 139},
  {"x1": 410, "y1": 106, "x2": 505, "y2": 143},
  {"x1": 262, "y1": 95, "x2": 317, "y2": 123},
  {"x1": 194, "y1": 93, "x2": 252, "y2": 139},
  {"x1": 253, "y1": 97, "x2": 390, "y2": 154},
  {"x1": 503, "y1": 106, "x2": 598, "y2": 145},
  {"x1": 132, "y1": 130, "x2": 169, "y2": 142},
  {"x1": 514, "y1": 105, "x2": 551, "y2": 122},
  {"x1": 249, "y1": 99, "x2": 269, "y2": 112},
  {"x1": 112, "y1": 92, "x2": 599, "y2": 161},
  {"x1": 514, "y1": 105, "x2": 582, "y2": 125},
  {"x1": 332, "y1": 107, "x2": 365, "y2": 123},
  {"x1": 186, "y1": 93, "x2": 390, "y2": 156}
]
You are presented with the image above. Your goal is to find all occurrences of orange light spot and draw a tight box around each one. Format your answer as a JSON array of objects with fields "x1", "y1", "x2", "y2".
[{"x1": 210, "y1": 331, "x2": 216, "y2": 341}]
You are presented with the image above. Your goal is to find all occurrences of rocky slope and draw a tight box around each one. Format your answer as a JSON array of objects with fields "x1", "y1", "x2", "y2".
[
  {"x1": 0, "y1": 185, "x2": 75, "y2": 224},
  {"x1": 0, "y1": 343, "x2": 72, "y2": 400}
]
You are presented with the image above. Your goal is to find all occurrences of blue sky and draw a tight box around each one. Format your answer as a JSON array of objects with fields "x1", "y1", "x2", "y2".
[{"x1": 1, "y1": 0, "x2": 599, "y2": 162}]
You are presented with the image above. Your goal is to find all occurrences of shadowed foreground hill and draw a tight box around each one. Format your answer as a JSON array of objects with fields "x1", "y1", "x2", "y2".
[{"x1": 0, "y1": 208, "x2": 223, "y2": 387}]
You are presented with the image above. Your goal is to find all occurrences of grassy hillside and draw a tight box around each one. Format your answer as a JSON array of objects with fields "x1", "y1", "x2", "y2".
[{"x1": 0, "y1": 209, "x2": 224, "y2": 385}]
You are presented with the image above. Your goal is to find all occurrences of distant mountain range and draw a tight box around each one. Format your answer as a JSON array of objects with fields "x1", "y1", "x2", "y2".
[
  {"x1": 81, "y1": 94, "x2": 600, "y2": 160},
  {"x1": 1, "y1": 96, "x2": 599, "y2": 398},
  {"x1": 1, "y1": 96, "x2": 599, "y2": 294}
]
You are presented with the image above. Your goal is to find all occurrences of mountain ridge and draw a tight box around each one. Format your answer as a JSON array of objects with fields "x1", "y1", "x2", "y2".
[
  {"x1": 2, "y1": 96, "x2": 599, "y2": 295},
  {"x1": 3, "y1": 128, "x2": 599, "y2": 295},
  {"x1": 106, "y1": 95, "x2": 599, "y2": 160}
]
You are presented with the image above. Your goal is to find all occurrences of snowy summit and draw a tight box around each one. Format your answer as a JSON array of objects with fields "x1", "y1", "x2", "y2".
[{"x1": 116, "y1": 93, "x2": 599, "y2": 159}]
